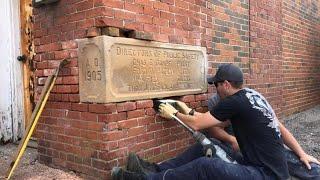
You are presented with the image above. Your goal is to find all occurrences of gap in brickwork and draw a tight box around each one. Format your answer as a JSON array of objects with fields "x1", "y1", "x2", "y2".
[{"x1": 90, "y1": 26, "x2": 154, "y2": 41}]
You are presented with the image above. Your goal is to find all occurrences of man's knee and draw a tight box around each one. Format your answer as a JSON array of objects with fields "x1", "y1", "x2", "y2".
[{"x1": 196, "y1": 157, "x2": 225, "y2": 169}]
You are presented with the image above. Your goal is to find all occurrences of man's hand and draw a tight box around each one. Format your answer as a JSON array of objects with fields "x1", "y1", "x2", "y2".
[
  {"x1": 159, "y1": 103, "x2": 178, "y2": 120},
  {"x1": 300, "y1": 153, "x2": 320, "y2": 170},
  {"x1": 230, "y1": 136, "x2": 240, "y2": 152},
  {"x1": 175, "y1": 101, "x2": 192, "y2": 115}
]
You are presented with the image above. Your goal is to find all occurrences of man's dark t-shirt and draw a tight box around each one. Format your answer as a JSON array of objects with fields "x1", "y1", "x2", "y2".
[{"x1": 210, "y1": 88, "x2": 289, "y2": 179}]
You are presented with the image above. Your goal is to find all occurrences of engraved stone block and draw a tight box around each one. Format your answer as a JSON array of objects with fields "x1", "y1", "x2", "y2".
[{"x1": 77, "y1": 36, "x2": 207, "y2": 103}]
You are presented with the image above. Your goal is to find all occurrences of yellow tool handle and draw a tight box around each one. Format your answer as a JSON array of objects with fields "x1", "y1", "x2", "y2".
[
  {"x1": 6, "y1": 59, "x2": 68, "y2": 179},
  {"x1": 6, "y1": 75, "x2": 57, "y2": 179}
]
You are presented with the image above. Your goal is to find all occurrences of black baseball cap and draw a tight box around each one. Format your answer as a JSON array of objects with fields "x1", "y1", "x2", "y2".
[{"x1": 207, "y1": 64, "x2": 243, "y2": 84}]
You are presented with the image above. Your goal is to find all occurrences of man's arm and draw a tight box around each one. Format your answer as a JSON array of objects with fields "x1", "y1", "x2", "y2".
[
  {"x1": 159, "y1": 103, "x2": 224, "y2": 131},
  {"x1": 175, "y1": 111, "x2": 224, "y2": 131},
  {"x1": 279, "y1": 121, "x2": 320, "y2": 169},
  {"x1": 207, "y1": 126, "x2": 240, "y2": 152}
]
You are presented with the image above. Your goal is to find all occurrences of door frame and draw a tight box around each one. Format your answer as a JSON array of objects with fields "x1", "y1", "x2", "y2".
[{"x1": 20, "y1": 0, "x2": 34, "y2": 132}]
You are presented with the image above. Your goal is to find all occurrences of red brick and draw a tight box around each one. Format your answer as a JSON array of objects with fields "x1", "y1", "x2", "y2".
[
  {"x1": 147, "y1": 123, "x2": 163, "y2": 132},
  {"x1": 92, "y1": 159, "x2": 107, "y2": 170},
  {"x1": 145, "y1": 108, "x2": 156, "y2": 116},
  {"x1": 95, "y1": 17, "x2": 123, "y2": 27},
  {"x1": 103, "y1": 103, "x2": 116, "y2": 113},
  {"x1": 68, "y1": 94, "x2": 80, "y2": 102},
  {"x1": 62, "y1": 76, "x2": 78, "y2": 85},
  {"x1": 124, "y1": 21, "x2": 144, "y2": 31},
  {"x1": 195, "y1": 94, "x2": 207, "y2": 101},
  {"x1": 36, "y1": 61, "x2": 48, "y2": 69},
  {"x1": 77, "y1": 18, "x2": 95, "y2": 29},
  {"x1": 61, "y1": 41, "x2": 78, "y2": 49},
  {"x1": 117, "y1": 102, "x2": 136, "y2": 112},
  {"x1": 179, "y1": 95, "x2": 195, "y2": 102},
  {"x1": 135, "y1": 0, "x2": 153, "y2": 6},
  {"x1": 124, "y1": 2, "x2": 143, "y2": 13},
  {"x1": 104, "y1": 0, "x2": 124, "y2": 9},
  {"x1": 144, "y1": 24, "x2": 159, "y2": 33},
  {"x1": 89, "y1": 104, "x2": 107, "y2": 113},
  {"x1": 75, "y1": 0, "x2": 93, "y2": 11},
  {"x1": 190, "y1": 101, "x2": 201, "y2": 109},
  {"x1": 106, "y1": 112, "x2": 127, "y2": 122},
  {"x1": 168, "y1": 35, "x2": 183, "y2": 44},
  {"x1": 153, "y1": 17, "x2": 169, "y2": 26},
  {"x1": 118, "y1": 137, "x2": 136, "y2": 148},
  {"x1": 160, "y1": 26, "x2": 174, "y2": 34},
  {"x1": 70, "y1": 85, "x2": 79, "y2": 93},
  {"x1": 137, "y1": 116, "x2": 155, "y2": 126},
  {"x1": 128, "y1": 126, "x2": 145, "y2": 137},
  {"x1": 80, "y1": 130, "x2": 98, "y2": 140},
  {"x1": 160, "y1": 11, "x2": 174, "y2": 21},
  {"x1": 80, "y1": 112, "x2": 98, "y2": 121},
  {"x1": 86, "y1": 7, "x2": 114, "y2": 18},
  {"x1": 144, "y1": 6, "x2": 160, "y2": 17},
  {"x1": 160, "y1": 0, "x2": 174, "y2": 5},
  {"x1": 136, "y1": 14, "x2": 153, "y2": 24},
  {"x1": 66, "y1": 110, "x2": 81, "y2": 119},
  {"x1": 153, "y1": 1, "x2": 169, "y2": 11},
  {"x1": 137, "y1": 132, "x2": 154, "y2": 143},
  {"x1": 127, "y1": 109, "x2": 145, "y2": 119},
  {"x1": 154, "y1": 34, "x2": 169, "y2": 42},
  {"x1": 118, "y1": 119, "x2": 138, "y2": 129},
  {"x1": 175, "y1": 0, "x2": 187, "y2": 8},
  {"x1": 114, "y1": 9, "x2": 136, "y2": 20},
  {"x1": 101, "y1": 130, "x2": 126, "y2": 141},
  {"x1": 86, "y1": 27, "x2": 101, "y2": 37},
  {"x1": 68, "y1": 11, "x2": 86, "y2": 22},
  {"x1": 65, "y1": 127, "x2": 81, "y2": 137},
  {"x1": 136, "y1": 100, "x2": 153, "y2": 109}
]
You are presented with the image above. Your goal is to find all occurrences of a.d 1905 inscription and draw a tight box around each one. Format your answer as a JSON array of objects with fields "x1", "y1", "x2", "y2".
[{"x1": 77, "y1": 36, "x2": 207, "y2": 103}]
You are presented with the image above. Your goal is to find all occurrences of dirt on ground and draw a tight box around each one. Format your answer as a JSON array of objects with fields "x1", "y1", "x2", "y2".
[
  {"x1": 0, "y1": 105, "x2": 319, "y2": 180},
  {"x1": 283, "y1": 105, "x2": 320, "y2": 160},
  {"x1": 0, "y1": 143, "x2": 83, "y2": 180}
]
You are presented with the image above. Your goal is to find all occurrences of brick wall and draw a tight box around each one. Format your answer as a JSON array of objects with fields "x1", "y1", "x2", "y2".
[
  {"x1": 281, "y1": 0, "x2": 320, "y2": 116},
  {"x1": 249, "y1": 0, "x2": 320, "y2": 116},
  {"x1": 32, "y1": 0, "x2": 319, "y2": 178},
  {"x1": 248, "y1": 0, "x2": 284, "y2": 114}
]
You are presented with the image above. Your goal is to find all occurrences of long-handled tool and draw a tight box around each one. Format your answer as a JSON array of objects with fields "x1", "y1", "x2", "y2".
[
  {"x1": 6, "y1": 59, "x2": 69, "y2": 180},
  {"x1": 154, "y1": 100, "x2": 237, "y2": 164}
]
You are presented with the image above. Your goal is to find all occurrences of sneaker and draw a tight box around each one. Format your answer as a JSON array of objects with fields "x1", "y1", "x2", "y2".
[
  {"x1": 126, "y1": 153, "x2": 158, "y2": 173},
  {"x1": 111, "y1": 167, "x2": 147, "y2": 180}
]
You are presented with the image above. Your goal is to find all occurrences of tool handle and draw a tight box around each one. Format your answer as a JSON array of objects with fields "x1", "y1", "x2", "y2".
[
  {"x1": 203, "y1": 144, "x2": 216, "y2": 158},
  {"x1": 193, "y1": 131, "x2": 217, "y2": 157}
]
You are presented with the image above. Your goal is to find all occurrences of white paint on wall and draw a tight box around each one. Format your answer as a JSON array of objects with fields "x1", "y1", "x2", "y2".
[{"x1": 0, "y1": 0, "x2": 24, "y2": 142}]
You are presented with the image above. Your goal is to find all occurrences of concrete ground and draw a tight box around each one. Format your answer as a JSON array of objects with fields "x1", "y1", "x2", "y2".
[
  {"x1": 0, "y1": 105, "x2": 319, "y2": 179},
  {"x1": 283, "y1": 105, "x2": 320, "y2": 160}
]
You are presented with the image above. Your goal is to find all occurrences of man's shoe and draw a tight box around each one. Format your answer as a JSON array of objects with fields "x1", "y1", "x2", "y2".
[
  {"x1": 111, "y1": 167, "x2": 147, "y2": 180},
  {"x1": 126, "y1": 153, "x2": 158, "y2": 173}
]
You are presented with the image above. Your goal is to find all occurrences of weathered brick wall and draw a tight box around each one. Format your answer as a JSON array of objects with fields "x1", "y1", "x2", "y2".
[
  {"x1": 32, "y1": 0, "x2": 319, "y2": 178},
  {"x1": 281, "y1": 0, "x2": 320, "y2": 116},
  {"x1": 249, "y1": 0, "x2": 320, "y2": 116},
  {"x1": 248, "y1": 0, "x2": 284, "y2": 115}
]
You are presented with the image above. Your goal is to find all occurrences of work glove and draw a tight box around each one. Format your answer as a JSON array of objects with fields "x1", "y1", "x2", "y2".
[
  {"x1": 175, "y1": 101, "x2": 192, "y2": 115},
  {"x1": 159, "y1": 103, "x2": 178, "y2": 120}
]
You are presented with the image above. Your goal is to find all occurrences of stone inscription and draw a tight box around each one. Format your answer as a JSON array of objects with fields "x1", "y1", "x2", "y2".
[
  {"x1": 77, "y1": 36, "x2": 207, "y2": 103},
  {"x1": 111, "y1": 45, "x2": 201, "y2": 93},
  {"x1": 78, "y1": 38, "x2": 106, "y2": 102}
]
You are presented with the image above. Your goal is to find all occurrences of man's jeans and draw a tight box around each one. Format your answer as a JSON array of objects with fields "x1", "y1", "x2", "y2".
[
  {"x1": 148, "y1": 140, "x2": 275, "y2": 180},
  {"x1": 148, "y1": 139, "x2": 320, "y2": 180}
]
